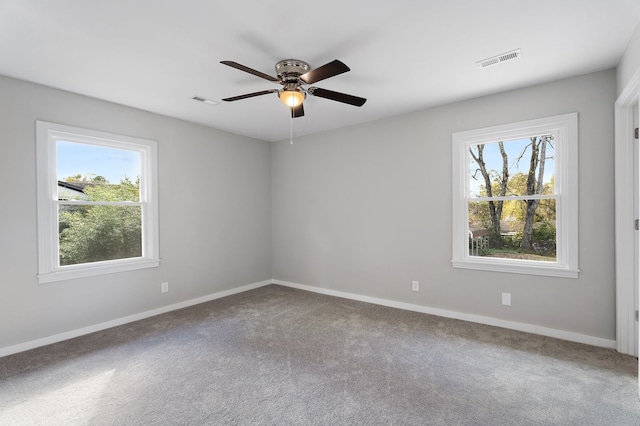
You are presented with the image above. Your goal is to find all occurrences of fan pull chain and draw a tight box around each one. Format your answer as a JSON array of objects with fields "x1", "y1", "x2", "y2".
[{"x1": 290, "y1": 109, "x2": 294, "y2": 144}]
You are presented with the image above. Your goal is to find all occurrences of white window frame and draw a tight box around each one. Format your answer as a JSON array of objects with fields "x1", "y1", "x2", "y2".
[
  {"x1": 36, "y1": 121, "x2": 160, "y2": 283},
  {"x1": 451, "y1": 113, "x2": 579, "y2": 278}
]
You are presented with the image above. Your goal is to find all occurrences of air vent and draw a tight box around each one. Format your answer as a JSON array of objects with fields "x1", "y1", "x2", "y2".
[
  {"x1": 476, "y1": 49, "x2": 522, "y2": 69},
  {"x1": 192, "y1": 96, "x2": 218, "y2": 106}
]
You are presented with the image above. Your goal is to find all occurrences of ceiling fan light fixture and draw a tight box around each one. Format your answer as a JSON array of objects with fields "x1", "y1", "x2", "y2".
[{"x1": 279, "y1": 90, "x2": 305, "y2": 107}]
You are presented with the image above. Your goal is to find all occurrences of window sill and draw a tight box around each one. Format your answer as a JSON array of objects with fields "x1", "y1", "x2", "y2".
[
  {"x1": 452, "y1": 258, "x2": 579, "y2": 278},
  {"x1": 38, "y1": 258, "x2": 160, "y2": 284}
]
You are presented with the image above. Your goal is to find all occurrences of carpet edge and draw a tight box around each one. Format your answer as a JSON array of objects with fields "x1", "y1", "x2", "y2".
[{"x1": 272, "y1": 279, "x2": 617, "y2": 350}]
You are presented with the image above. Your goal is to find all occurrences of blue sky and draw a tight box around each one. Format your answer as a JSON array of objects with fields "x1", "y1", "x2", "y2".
[{"x1": 57, "y1": 141, "x2": 140, "y2": 183}]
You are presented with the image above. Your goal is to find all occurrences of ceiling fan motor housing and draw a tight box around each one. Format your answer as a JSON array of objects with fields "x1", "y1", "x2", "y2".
[{"x1": 275, "y1": 59, "x2": 310, "y2": 83}]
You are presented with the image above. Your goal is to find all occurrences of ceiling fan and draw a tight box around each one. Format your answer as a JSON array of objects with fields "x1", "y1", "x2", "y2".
[{"x1": 220, "y1": 59, "x2": 367, "y2": 118}]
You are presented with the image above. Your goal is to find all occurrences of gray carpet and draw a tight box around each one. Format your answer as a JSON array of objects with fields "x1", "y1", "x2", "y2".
[{"x1": 0, "y1": 284, "x2": 638, "y2": 425}]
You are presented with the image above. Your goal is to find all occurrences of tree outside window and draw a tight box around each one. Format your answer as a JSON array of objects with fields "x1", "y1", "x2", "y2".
[{"x1": 468, "y1": 135, "x2": 556, "y2": 261}]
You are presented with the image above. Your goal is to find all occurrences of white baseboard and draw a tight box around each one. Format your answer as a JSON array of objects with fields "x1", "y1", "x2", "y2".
[
  {"x1": 1, "y1": 278, "x2": 617, "y2": 358},
  {"x1": 0, "y1": 280, "x2": 272, "y2": 358},
  {"x1": 273, "y1": 279, "x2": 617, "y2": 350}
]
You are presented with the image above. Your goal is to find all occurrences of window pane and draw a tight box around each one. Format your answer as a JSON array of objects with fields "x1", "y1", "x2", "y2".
[
  {"x1": 57, "y1": 141, "x2": 141, "y2": 201},
  {"x1": 58, "y1": 205, "x2": 142, "y2": 266},
  {"x1": 468, "y1": 199, "x2": 556, "y2": 261},
  {"x1": 468, "y1": 136, "x2": 555, "y2": 198}
]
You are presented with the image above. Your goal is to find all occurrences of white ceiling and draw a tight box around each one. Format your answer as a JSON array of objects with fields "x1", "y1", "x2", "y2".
[{"x1": 1, "y1": 1, "x2": 639, "y2": 142}]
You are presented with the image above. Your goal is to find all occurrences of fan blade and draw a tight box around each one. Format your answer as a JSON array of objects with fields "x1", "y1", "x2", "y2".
[
  {"x1": 220, "y1": 61, "x2": 279, "y2": 82},
  {"x1": 308, "y1": 87, "x2": 366, "y2": 107},
  {"x1": 299, "y1": 60, "x2": 350, "y2": 84},
  {"x1": 222, "y1": 89, "x2": 278, "y2": 102},
  {"x1": 291, "y1": 103, "x2": 305, "y2": 118}
]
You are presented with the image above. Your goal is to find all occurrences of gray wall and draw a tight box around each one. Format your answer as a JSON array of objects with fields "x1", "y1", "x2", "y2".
[
  {"x1": 617, "y1": 21, "x2": 640, "y2": 95},
  {"x1": 0, "y1": 75, "x2": 272, "y2": 349},
  {"x1": 272, "y1": 69, "x2": 617, "y2": 341}
]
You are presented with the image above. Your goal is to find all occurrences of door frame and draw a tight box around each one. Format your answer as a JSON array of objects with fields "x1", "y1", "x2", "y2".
[{"x1": 615, "y1": 67, "x2": 640, "y2": 356}]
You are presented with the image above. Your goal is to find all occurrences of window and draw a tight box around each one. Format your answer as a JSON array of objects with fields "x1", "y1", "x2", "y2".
[
  {"x1": 36, "y1": 121, "x2": 159, "y2": 283},
  {"x1": 452, "y1": 113, "x2": 578, "y2": 278}
]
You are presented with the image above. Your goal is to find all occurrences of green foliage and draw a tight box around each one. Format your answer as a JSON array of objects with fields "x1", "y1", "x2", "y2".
[
  {"x1": 532, "y1": 221, "x2": 556, "y2": 241},
  {"x1": 58, "y1": 176, "x2": 142, "y2": 266},
  {"x1": 64, "y1": 173, "x2": 84, "y2": 182},
  {"x1": 84, "y1": 176, "x2": 140, "y2": 202}
]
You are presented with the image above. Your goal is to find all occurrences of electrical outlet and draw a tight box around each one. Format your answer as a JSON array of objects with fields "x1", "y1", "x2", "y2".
[
  {"x1": 502, "y1": 292, "x2": 511, "y2": 306},
  {"x1": 161, "y1": 282, "x2": 169, "y2": 293},
  {"x1": 412, "y1": 280, "x2": 419, "y2": 292}
]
